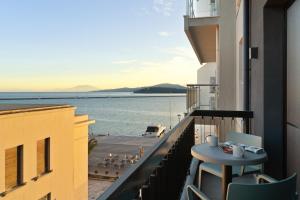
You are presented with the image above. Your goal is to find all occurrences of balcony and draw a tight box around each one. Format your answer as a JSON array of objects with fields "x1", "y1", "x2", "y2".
[
  {"x1": 97, "y1": 110, "x2": 253, "y2": 200},
  {"x1": 184, "y1": 0, "x2": 220, "y2": 63},
  {"x1": 186, "y1": 84, "x2": 219, "y2": 113},
  {"x1": 186, "y1": 0, "x2": 219, "y2": 18}
]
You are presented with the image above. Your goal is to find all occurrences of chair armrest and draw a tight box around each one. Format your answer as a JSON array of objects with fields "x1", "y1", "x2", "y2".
[
  {"x1": 187, "y1": 185, "x2": 210, "y2": 200},
  {"x1": 256, "y1": 174, "x2": 278, "y2": 184}
]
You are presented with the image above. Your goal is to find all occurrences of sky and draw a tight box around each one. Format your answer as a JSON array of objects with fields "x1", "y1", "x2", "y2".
[{"x1": 0, "y1": 0, "x2": 200, "y2": 91}]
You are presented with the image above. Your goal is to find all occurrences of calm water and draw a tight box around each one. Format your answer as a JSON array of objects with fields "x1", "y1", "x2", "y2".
[{"x1": 0, "y1": 92, "x2": 186, "y2": 136}]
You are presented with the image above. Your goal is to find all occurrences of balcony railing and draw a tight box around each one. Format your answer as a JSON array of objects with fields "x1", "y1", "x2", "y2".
[
  {"x1": 186, "y1": 0, "x2": 219, "y2": 18},
  {"x1": 97, "y1": 110, "x2": 253, "y2": 200},
  {"x1": 186, "y1": 84, "x2": 219, "y2": 113}
]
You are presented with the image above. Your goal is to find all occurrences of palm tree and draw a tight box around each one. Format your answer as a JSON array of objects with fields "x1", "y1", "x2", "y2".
[
  {"x1": 88, "y1": 138, "x2": 97, "y2": 155},
  {"x1": 88, "y1": 126, "x2": 97, "y2": 155}
]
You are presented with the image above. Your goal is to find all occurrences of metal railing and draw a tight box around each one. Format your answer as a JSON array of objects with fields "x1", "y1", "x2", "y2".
[
  {"x1": 192, "y1": 110, "x2": 253, "y2": 143},
  {"x1": 186, "y1": 0, "x2": 219, "y2": 18},
  {"x1": 97, "y1": 110, "x2": 253, "y2": 200},
  {"x1": 186, "y1": 84, "x2": 219, "y2": 113},
  {"x1": 98, "y1": 116, "x2": 195, "y2": 200}
]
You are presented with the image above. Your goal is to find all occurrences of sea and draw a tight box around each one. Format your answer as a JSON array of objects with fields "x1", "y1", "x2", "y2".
[{"x1": 0, "y1": 92, "x2": 186, "y2": 136}]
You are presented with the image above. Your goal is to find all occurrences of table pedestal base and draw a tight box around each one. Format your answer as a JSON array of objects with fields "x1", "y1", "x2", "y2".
[{"x1": 221, "y1": 165, "x2": 232, "y2": 200}]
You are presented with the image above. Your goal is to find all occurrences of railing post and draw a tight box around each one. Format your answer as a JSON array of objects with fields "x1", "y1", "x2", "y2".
[
  {"x1": 141, "y1": 185, "x2": 151, "y2": 200},
  {"x1": 166, "y1": 151, "x2": 175, "y2": 199},
  {"x1": 149, "y1": 174, "x2": 157, "y2": 200},
  {"x1": 244, "y1": 118, "x2": 250, "y2": 134},
  {"x1": 155, "y1": 166, "x2": 163, "y2": 200},
  {"x1": 160, "y1": 159, "x2": 168, "y2": 200}
]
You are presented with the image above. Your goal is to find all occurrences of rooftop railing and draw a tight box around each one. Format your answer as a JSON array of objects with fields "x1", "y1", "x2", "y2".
[
  {"x1": 186, "y1": 0, "x2": 219, "y2": 18},
  {"x1": 97, "y1": 110, "x2": 253, "y2": 200}
]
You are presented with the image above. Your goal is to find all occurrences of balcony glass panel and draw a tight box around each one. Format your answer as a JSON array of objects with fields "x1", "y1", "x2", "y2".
[
  {"x1": 186, "y1": 0, "x2": 219, "y2": 18},
  {"x1": 186, "y1": 84, "x2": 219, "y2": 112}
]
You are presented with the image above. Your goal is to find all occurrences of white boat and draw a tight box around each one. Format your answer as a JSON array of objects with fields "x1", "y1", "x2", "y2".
[{"x1": 142, "y1": 125, "x2": 166, "y2": 138}]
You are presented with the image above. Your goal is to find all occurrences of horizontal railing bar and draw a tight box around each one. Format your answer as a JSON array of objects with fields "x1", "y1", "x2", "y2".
[
  {"x1": 191, "y1": 110, "x2": 254, "y2": 118},
  {"x1": 98, "y1": 115, "x2": 194, "y2": 200}
]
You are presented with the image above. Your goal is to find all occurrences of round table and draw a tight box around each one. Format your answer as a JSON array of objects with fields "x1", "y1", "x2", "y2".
[{"x1": 191, "y1": 143, "x2": 267, "y2": 200}]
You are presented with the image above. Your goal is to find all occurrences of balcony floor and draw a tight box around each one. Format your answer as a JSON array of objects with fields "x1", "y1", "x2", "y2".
[{"x1": 200, "y1": 173, "x2": 257, "y2": 200}]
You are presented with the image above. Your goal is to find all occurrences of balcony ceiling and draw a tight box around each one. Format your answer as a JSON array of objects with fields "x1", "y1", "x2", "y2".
[{"x1": 184, "y1": 16, "x2": 219, "y2": 64}]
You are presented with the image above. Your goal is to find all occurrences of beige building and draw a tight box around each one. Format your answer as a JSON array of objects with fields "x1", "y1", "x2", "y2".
[
  {"x1": 184, "y1": 0, "x2": 236, "y2": 110},
  {"x1": 0, "y1": 104, "x2": 94, "y2": 200}
]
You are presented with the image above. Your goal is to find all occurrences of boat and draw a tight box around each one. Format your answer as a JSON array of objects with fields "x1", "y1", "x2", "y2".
[{"x1": 142, "y1": 124, "x2": 166, "y2": 138}]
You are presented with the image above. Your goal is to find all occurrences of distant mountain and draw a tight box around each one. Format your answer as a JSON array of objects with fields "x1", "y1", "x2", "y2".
[
  {"x1": 92, "y1": 83, "x2": 186, "y2": 93},
  {"x1": 134, "y1": 83, "x2": 186, "y2": 94},
  {"x1": 64, "y1": 85, "x2": 99, "y2": 92},
  {"x1": 134, "y1": 87, "x2": 186, "y2": 94},
  {"x1": 151, "y1": 83, "x2": 186, "y2": 90}
]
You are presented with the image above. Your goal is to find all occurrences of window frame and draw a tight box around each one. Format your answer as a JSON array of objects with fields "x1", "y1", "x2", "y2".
[
  {"x1": 1, "y1": 145, "x2": 24, "y2": 196},
  {"x1": 36, "y1": 137, "x2": 51, "y2": 176}
]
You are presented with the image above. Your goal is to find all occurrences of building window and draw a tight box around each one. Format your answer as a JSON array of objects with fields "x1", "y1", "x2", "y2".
[
  {"x1": 37, "y1": 138, "x2": 50, "y2": 175},
  {"x1": 39, "y1": 193, "x2": 51, "y2": 200},
  {"x1": 5, "y1": 145, "x2": 23, "y2": 190}
]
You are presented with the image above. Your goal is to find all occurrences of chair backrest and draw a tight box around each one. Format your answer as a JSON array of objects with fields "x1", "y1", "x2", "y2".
[
  {"x1": 226, "y1": 131, "x2": 262, "y2": 147},
  {"x1": 227, "y1": 174, "x2": 298, "y2": 200}
]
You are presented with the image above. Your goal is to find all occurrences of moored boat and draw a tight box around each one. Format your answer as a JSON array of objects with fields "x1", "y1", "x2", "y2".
[{"x1": 142, "y1": 124, "x2": 166, "y2": 138}]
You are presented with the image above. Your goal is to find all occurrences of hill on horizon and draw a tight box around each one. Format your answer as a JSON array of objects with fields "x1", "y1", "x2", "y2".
[
  {"x1": 133, "y1": 83, "x2": 186, "y2": 94},
  {"x1": 92, "y1": 83, "x2": 186, "y2": 93}
]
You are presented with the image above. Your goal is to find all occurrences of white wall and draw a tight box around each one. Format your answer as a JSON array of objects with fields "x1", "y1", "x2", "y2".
[
  {"x1": 235, "y1": 0, "x2": 244, "y2": 111},
  {"x1": 197, "y1": 63, "x2": 217, "y2": 109},
  {"x1": 197, "y1": 63, "x2": 217, "y2": 84},
  {"x1": 194, "y1": 0, "x2": 217, "y2": 17},
  {"x1": 217, "y1": 0, "x2": 236, "y2": 110}
]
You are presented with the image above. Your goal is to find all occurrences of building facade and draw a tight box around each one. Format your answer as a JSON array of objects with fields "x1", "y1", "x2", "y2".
[
  {"x1": 187, "y1": 0, "x2": 300, "y2": 192},
  {"x1": 248, "y1": 0, "x2": 300, "y2": 189},
  {"x1": 185, "y1": 0, "x2": 236, "y2": 110},
  {"x1": 0, "y1": 105, "x2": 94, "y2": 200}
]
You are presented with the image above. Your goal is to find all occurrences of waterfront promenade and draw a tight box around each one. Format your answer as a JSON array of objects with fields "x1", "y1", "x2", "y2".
[{"x1": 88, "y1": 135, "x2": 160, "y2": 199}]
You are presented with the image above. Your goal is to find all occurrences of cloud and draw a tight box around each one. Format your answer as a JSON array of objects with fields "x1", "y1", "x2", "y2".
[
  {"x1": 123, "y1": 54, "x2": 199, "y2": 86},
  {"x1": 111, "y1": 46, "x2": 200, "y2": 86},
  {"x1": 104, "y1": 46, "x2": 200, "y2": 88},
  {"x1": 153, "y1": 0, "x2": 175, "y2": 16},
  {"x1": 158, "y1": 31, "x2": 171, "y2": 37},
  {"x1": 112, "y1": 59, "x2": 137, "y2": 65}
]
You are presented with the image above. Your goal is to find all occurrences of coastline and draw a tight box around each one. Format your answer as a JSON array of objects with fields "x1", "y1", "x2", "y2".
[{"x1": 0, "y1": 95, "x2": 185, "y2": 101}]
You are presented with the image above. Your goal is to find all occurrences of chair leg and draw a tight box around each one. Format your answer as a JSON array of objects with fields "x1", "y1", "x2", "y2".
[
  {"x1": 240, "y1": 166, "x2": 245, "y2": 176},
  {"x1": 198, "y1": 168, "x2": 203, "y2": 189}
]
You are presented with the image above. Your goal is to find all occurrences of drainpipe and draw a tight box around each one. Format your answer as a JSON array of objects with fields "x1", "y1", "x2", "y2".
[{"x1": 244, "y1": 0, "x2": 250, "y2": 132}]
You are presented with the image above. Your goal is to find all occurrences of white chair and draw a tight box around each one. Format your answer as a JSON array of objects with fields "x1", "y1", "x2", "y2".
[
  {"x1": 188, "y1": 174, "x2": 298, "y2": 200},
  {"x1": 198, "y1": 132, "x2": 262, "y2": 188}
]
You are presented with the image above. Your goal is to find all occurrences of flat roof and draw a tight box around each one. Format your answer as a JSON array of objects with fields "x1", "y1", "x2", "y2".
[{"x1": 0, "y1": 104, "x2": 74, "y2": 115}]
